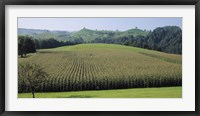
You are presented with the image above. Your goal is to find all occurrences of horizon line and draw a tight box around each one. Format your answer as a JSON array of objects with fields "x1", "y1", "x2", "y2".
[{"x1": 18, "y1": 25, "x2": 181, "y2": 32}]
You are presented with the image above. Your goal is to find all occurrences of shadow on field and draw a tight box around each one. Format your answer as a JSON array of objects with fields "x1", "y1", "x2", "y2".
[
  {"x1": 38, "y1": 51, "x2": 54, "y2": 53},
  {"x1": 19, "y1": 55, "x2": 32, "y2": 58},
  {"x1": 59, "y1": 95, "x2": 95, "y2": 98}
]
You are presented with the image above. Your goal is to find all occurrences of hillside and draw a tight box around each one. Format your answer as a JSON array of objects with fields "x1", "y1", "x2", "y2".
[
  {"x1": 69, "y1": 28, "x2": 149, "y2": 42},
  {"x1": 18, "y1": 27, "x2": 149, "y2": 42},
  {"x1": 18, "y1": 44, "x2": 182, "y2": 93}
]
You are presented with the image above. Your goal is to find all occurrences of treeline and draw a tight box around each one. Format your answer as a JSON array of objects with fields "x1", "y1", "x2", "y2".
[
  {"x1": 18, "y1": 35, "x2": 83, "y2": 57},
  {"x1": 90, "y1": 26, "x2": 182, "y2": 54}
]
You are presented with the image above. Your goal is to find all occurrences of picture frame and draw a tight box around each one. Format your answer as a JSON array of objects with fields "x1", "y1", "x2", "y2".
[{"x1": 0, "y1": 0, "x2": 199, "y2": 115}]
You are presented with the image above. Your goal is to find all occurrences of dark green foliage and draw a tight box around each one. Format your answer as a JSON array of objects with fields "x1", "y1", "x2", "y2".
[
  {"x1": 18, "y1": 35, "x2": 36, "y2": 57},
  {"x1": 146, "y1": 26, "x2": 182, "y2": 54},
  {"x1": 18, "y1": 36, "x2": 80, "y2": 51},
  {"x1": 91, "y1": 26, "x2": 182, "y2": 54},
  {"x1": 35, "y1": 38, "x2": 80, "y2": 49}
]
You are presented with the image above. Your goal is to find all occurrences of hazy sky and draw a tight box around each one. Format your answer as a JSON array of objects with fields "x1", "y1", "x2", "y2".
[{"x1": 18, "y1": 18, "x2": 182, "y2": 31}]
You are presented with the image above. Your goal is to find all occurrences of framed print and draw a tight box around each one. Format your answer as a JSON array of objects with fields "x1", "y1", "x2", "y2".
[{"x1": 0, "y1": 0, "x2": 200, "y2": 115}]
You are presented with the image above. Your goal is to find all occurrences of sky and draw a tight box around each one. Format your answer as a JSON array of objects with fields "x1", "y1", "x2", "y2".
[{"x1": 18, "y1": 18, "x2": 182, "y2": 31}]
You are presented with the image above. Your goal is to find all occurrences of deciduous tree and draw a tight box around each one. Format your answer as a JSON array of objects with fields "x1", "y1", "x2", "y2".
[{"x1": 18, "y1": 63, "x2": 48, "y2": 98}]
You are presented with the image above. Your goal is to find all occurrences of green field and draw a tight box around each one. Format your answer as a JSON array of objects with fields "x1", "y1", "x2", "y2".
[
  {"x1": 18, "y1": 86, "x2": 182, "y2": 98},
  {"x1": 18, "y1": 44, "x2": 182, "y2": 95}
]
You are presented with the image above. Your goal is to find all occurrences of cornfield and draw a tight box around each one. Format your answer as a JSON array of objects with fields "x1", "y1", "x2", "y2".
[{"x1": 18, "y1": 44, "x2": 182, "y2": 92}]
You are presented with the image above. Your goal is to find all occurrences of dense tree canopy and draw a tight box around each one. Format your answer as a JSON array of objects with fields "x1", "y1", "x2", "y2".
[
  {"x1": 18, "y1": 35, "x2": 36, "y2": 57},
  {"x1": 90, "y1": 26, "x2": 182, "y2": 54},
  {"x1": 146, "y1": 26, "x2": 182, "y2": 54}
]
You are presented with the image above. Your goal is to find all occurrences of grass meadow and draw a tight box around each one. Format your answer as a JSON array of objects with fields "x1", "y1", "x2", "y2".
[{"x1": 18, "y1": 86, "x2": 182, "y2": 98}]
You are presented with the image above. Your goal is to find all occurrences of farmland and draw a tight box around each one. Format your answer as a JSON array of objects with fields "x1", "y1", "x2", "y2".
[{"x1": 18, "y1": 44, "x2": 182, "y2": 93}]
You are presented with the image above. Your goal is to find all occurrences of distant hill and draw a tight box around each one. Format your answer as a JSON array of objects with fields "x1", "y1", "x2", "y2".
[
  {"x1": 18, "y1": 28, "x2": 49, "y2": 35},
  {"x1": 70, "y1": 28, "x2": 149, "y2": 42},
  {"x1": 18, "y1": 27, "x2": 149, "y2": 42},
  {"x1": 18, "y1": 28, "x2": 70, "y2": 41},
  {"x1": 122, "y1": 28, "x2": 149, "y2": 37}
]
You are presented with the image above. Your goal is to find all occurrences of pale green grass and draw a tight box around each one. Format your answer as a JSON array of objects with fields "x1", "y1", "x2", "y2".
[{"x1": 18, "y1": 87, "x2": 182, "y2": 98}]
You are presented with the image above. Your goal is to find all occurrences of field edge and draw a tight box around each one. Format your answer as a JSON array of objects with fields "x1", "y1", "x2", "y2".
[{"x1": 18, "y1": 86, "x2": 182, "y2": 98}]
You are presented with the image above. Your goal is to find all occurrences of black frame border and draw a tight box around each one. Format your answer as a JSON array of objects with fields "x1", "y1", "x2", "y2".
[{"x1": 0, "y1": 0, "x2": 200, "y2": 116}]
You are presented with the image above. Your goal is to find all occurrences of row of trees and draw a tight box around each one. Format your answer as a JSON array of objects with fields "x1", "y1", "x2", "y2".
[
  {"x1": 18, "y1": 36, "x2": 84, "y2": 57},
  {"x1": 34, "y1": 38, "x2": 84, "y2": 49}
]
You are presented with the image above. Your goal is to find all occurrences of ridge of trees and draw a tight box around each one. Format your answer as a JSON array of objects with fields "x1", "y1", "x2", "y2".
[
  {"x1": 18, "y1": 36, "x2": 83, "y2": 57},
  {"x1": 90, "y1": 26, "x2": 182, "y2": 54}
]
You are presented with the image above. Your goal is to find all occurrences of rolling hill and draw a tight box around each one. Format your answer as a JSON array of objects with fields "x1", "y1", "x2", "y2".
[
  {"x1": 18, "y1": 44, "x2": 182, "y2": 93},
  {"x1": 18, "y1": 27, "x2": 149, "y2": 42},
  {"x1": 69, "y1": 28, "x2": 149, "y2": 42}
]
